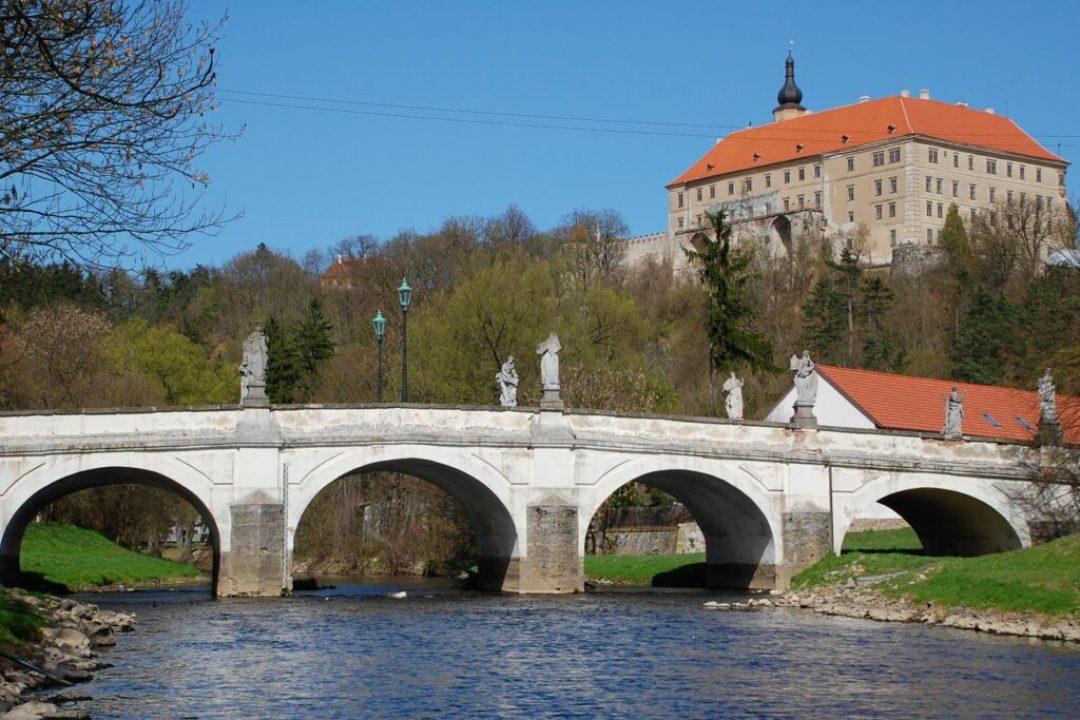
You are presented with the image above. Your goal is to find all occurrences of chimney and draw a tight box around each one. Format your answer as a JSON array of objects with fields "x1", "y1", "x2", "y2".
[
  {"x1": 919, "y1": 88, "x2": 930, "y2": 100},
  {"x1": 900, "y1": 89, "x2": 911, "y2": 98},
  {"x1": 858, "y1": 95, "x2": 870, "y2": 103},
  {"x1": 956, "y1": 101, "x2": 968, "y2": 108},
  {"x1": 985, "y1": 107, "x2": 995, "y2": 115}
]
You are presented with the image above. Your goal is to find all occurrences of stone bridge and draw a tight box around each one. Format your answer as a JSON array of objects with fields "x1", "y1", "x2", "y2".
[{"x1": 0, "y1": 405, "x2": 1046, "y2": 597}]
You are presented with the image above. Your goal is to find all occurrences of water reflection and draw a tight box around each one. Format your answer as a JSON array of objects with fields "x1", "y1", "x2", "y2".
[{"x1": 79, "y1": 580, "x2": 1080, "y2": 719}]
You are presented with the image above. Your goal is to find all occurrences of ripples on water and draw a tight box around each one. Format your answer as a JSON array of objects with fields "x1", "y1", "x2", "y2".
[{"x1": 75, "y1": 580, "x2": 1080, "y2": 720}]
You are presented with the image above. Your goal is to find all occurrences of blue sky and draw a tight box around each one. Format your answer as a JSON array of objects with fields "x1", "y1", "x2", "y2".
[{"x1": 177, "y1": 0, "x2": 1080, "y2": 269}]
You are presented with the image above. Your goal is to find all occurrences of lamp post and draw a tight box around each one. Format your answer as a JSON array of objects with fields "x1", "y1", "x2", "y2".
[
  {"x1": 372, "y1": 310, "x2": 386, "y2": 402},
  {"x1": 397, "y1": 277, "x2": 412, "y2": 403}
]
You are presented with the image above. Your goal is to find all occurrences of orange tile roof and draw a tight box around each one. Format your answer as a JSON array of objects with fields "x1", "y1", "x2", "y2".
[
  {"x1": 818, "y1": 364, "x2": 1079, "y2": 443},
  {"x1": 669, "y1": 96, "x2": 1066, "y2": 187}
]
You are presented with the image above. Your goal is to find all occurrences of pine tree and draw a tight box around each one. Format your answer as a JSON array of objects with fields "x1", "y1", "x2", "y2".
[
  {"x1": 684, "y1": 210, "x2": 774, "y2": 374},
  {"x1": 860, "y1": 275, "x2": 901, "y2": 371},
  {"x1": 294, "y1": 299, "x2": 335, "y2": 402},
  {"x1": 265, "y1": 315, "x2": 301, "y2": 403},
  {"x1": 951, "y1": 287, "x2": 1018, "y2": 385},
  {"x1": 801, "y1": 280, "x2": 848, "y2": 363}
]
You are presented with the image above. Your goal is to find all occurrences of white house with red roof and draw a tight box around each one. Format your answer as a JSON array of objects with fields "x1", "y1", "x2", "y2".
[{"x1": 766, "y1": 364, "x2": 1078, "y2": 444}]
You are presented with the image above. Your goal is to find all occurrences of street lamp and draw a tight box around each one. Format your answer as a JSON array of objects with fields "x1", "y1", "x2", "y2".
[
  {"x1": 372, "y1": 310, "x2": 386, "y2": 402},
  {"x1": 398, "y1": 277, "x2": 412, "y2": 403}
]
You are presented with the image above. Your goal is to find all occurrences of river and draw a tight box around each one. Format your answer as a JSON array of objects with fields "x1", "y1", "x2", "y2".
[{"x1": 70, "y1": 579, "x2": 1079, "y2": 719}]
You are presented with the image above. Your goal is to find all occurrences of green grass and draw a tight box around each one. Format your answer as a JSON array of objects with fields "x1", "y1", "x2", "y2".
[
  {"x1": 842, "y1": 527, "x2": 922, "y2": 552},
  {"x1": 20, "y1": 522, "x2": 202, "y2": 591},
  {"x1": 584, "y1": 553, "x2": 705, "y2": 585},
  {"x1": 794, "y1": 530, "x2": 1080, "y2": 618},
  {"x1": 0, "y1": 592, "x2": 45, "y2": 650}
]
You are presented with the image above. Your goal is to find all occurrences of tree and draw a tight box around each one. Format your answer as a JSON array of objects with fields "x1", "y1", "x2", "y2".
[
  {"x1": 293, "y1": 298, "x2": 334, "y2": 402},
  {"x1": 860, "y1": 275, "x2": 901, "y2": 372},
  {"x1": 951, "y1": 287, "x2": 1018, "y2": 385},
  {"x1": 685, "y1": 210, "x2": 774, "y2": 375},
  {"x1": 556, "y1": 208, "x2": 629, "y2": 290},
  {"x1": 1, "y1": 1, "x2": 232, "y2": 268},
  {"x1": 265, "y1": 315, "x2": 300, "y2": 403}
]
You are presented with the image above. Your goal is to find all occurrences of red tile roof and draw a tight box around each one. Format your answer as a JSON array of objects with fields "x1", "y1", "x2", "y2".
[
  {"x1": 818, "y1": 364, "x2": 1079, "y2": 443},
  {"x1": 668, "y1": 96, "x2": 1065, "y2": 187}
]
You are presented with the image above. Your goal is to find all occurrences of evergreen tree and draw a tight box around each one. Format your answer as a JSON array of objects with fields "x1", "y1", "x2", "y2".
[
  {"x1": 801, "y1": 279, "x2": 848, "y2": 363},
  {"x1": 294, "y1": 299, "x2": 335, "y2": 402},
  {"x1": 264, "y1": 316, "x2": 301, "y2": 403},
  {"x1": 941, "y1": 203, "x2": 972, "y2": 277},
  {"x1": 684, "y1": 210, "x2": 774, "y2": 374},
  {"x1": 951, "y1": 287, "x2": 1018, "y2": 385},
  {"x1": 860, "y1": 276, "x2": 901, "y2": 371}
]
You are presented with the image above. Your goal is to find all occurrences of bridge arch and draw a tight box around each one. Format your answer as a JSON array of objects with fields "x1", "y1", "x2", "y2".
[
  {"x1": 289, "y1": 446, "x2": 519, "y2": 591},
  {"x1": 836, "y1": 474, "x2": 1027, "y2": 555},
  {"x1": 581, "y1": 456, "x2": 780, "y2": 588},
  {"x1": 0, "y1": 456, "x2": 221, "y2": 595}
]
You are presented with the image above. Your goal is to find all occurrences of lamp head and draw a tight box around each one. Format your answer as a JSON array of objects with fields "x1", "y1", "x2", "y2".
[{"x1": 398, "y1": 277, "x2": 412, "y2": 310}]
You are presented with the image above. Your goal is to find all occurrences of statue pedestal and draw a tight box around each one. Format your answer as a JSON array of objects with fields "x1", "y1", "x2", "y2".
[
  {"x1": 1037, "y1": 420, "x2": 1062, "y2": 446},
  {"x1": 539, "y1": 388, "x2": 564, "y2": 411},
  {"x1": 791, "y1": 402, "x2": 817, "y2": 429},
  {"x1": 243, "y1": 383, "x2": 270, "y2": 408}
]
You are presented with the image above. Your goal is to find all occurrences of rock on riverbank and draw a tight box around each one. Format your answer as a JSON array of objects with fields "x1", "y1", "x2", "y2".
[
  {"x1": 0, "y1": 592, "x2": 136, "y2": 720},
  {"x1": 704, "y1": 586, "x2": 1080, "y2": 643}
]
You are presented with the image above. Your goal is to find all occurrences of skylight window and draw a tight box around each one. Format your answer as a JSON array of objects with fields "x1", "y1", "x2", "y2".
[
  {"x1": 1015, "y1": 416, "x2": 1034, "y2": 431},
  {"x1": 982, "y1": 413, "x2": 1002, "y2": 428}
]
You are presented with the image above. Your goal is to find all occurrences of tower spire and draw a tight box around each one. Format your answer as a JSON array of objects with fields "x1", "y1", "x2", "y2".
[{"x1": 773, "y1": 47, "x2": 806, "y2": 122}]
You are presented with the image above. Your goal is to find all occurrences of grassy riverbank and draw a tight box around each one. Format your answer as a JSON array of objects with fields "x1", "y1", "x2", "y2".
[
  {"x1": 795, "y1": 530, "x2": 1080, "y2": 618},
  {"x1": 0, "y1": 590, "x2": 45, "y2": 650},
  {"x1": 584, "y1": 552, "x2": 705, "y2": 585},
  {"x1": 20, "y1": 522, "x2": 202, "y2": 592}
]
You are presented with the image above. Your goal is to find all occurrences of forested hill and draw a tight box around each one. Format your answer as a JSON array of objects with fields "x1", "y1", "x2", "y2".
[{"x1": 1, "y1": 205, "x2": 1077, "y2": 420}]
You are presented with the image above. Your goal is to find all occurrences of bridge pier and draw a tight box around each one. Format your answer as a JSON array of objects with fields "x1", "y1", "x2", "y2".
[
  {"x1": 218, "y1": 502, "x2": 287, "y2": 597},
  {"x1": 517, "y1": 497, "x2": 583, "y2": 593}
]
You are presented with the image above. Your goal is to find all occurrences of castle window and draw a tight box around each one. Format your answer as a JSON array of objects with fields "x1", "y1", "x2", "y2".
[
  {"x1": 814, "y1": 191, "x2": 821, "y2": 208},
  {"x1": 889, "y1": 202, "x2": 896, "y2": 217},
  {"x1": 936, "y1": 178, "x2": 943, "y2": 194},
  {"x1": 875, "y1": 204, "x2": 883, "y2": 220},
  {"x1": 814, "y1": 164, "x2": 821, "y2": 178},
  {"x1": 728, "y1": 182, "x2": 734, "y2": 196},
  {"x1": 1006, "y1": 162, "x2": 1013, "y2": 178},
  {"x1": 952, "y1": 181, "x2": 959, "y2": 197},
  {"x1": 1059, "y1": 172, "x2": 1065, "y2": 187},
  {"x1": 969, "y1": 184, "x2": 977, "y2": 200},
  {"x1": 890, "y1": 229, "x2": 897, "y2": 246},
  {"x1": 677, "y1": 217, "x2": 684, "y2": 228},
  {"x1": 928, "y1": 148, "x2": 939, "y2": 163},
  {"x1": 847, "y1": 185, "x2": 855, "y2": 201},
  {"x1": 986, "y1": 159, "x2": 997, "y2": 174},
  {"x1": 937, "y1": 203, "x2": 943, "y2": 218},
  {"x1": 798, "y1": 195, "x2": 805, "y2": 209},
  {"x1": 847, "y1": 156, "x2": 855, "y2": 172},
  {"x1": 926, "y1": 201, "x2": 933, "y2": 216},
  {"x1": 874, "y1": 179, "x2": 882, "y2": 196},
  {"x1": 872, "y1": 151, "x2": 885, "y2": 167},
  {"x1": 1019, "y1": 165, "x2": 1026, "y2": 180},
  {"x1": 677, "y1": 192, "x2": 684, "y2": 208},
  {"x1": 710, "y1": 185, "x2": 716, "y2": 199},
  {"x1": 926, "y1": 176, "x2": 932, "y2": 192},
  {"x1": 765, "y1": 174, "x2": 772, "y2": 188},
  {"x1": 1007, "y1": 190, "x2": 1013, "y2": 204},
  {"x1": 953, "y1": 154, "x2": 959, "y2": 168},
  {"x1": 968, "y1": 155, "x2": 974, "y2": 170},
  {"x1": 890, "y1": 176, "x2": 898, "y2": 193},
  {"x1": 784, "y1": 197, "x2": 790, "y2": 211},
  {"x1": 784, "y1": 170, "x2": 791, "y2": 184},
  {"x1": 696, "y1": 188, "x2": 702, "y2": 201},
  {"x1": 745, "y1": 177, "x2": 753, "y2": 192},
  {"x1": 798, "y1": 167, "x2": 805, "y2": 181},
  {"x1": 1035, "y1": 195, "x2": 1042, "y2": 210},
  {"x1": 847, "y1": 210, "x2": 854, "y2": 222},
  {"x1": 696, "y1": 214, "x2": 702, "y2": 226},
  {"x1": 1020, "y1": 192, "x2": 1026, "y2": 204},
  {"x1": 889, "y1": 148, "x2": 901, "y2": 163},
  {"x1": 927, "y1": 228, "x2": 934, "y2": 244},
  {"x1": 989, "y1": 187, "x2": 996, "y2": 202}
]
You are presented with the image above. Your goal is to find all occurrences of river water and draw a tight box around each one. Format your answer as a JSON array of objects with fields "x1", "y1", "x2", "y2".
[{"x1": 68, "y1": 579, "x2": 1078, "y2": 720}]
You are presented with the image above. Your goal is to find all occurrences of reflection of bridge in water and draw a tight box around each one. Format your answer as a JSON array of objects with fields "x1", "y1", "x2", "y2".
[{"x1": 0, "y1": 404, "x2": 1044, "y2": 597}]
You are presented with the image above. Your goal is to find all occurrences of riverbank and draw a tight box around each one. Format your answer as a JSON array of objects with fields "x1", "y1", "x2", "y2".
[
  {"x1": 20, "y1": 524, "x2": 203, "y2": 593},
  {"x1": 0, "y1": 588, "x2": 136, "y2": 719}
]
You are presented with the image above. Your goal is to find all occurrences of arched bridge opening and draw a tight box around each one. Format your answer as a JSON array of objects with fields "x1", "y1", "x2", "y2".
[
  {"x1": 585, "y1": 469, "x2": 777, "y2": 590},
  {"x1": 292, "y1": 458, "x2": 518, "y2": 593},
  {"x1": 875, "y1": 488, "x2": 1022, "y2": 556},
  {"x1": 0, "y1": 467, "x2": 220, "y2": 597}
]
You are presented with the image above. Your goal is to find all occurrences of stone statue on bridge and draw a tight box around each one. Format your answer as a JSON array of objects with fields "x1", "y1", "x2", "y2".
[
  {"x1": 943, "y1": 386, "x2": 965, "y2": 439},
  {"x1": 536, "y1": 331, "x2": 563, "y2": 410},
  {"x1": 789, "y1": 350, "x2": 818, "y2": 429},
  {"x1": 239, "y1": 328, "x2": 269, "y2": 407},
  {"x1": 722, "y1": 372, "x2": 744, "y2": 421},
  {"x1": 496, "y1": 355, "x2": 519, "y2": 407},
  {"x1": 1036, "y1": 368, "x2": 1062, "y2": 445}
]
